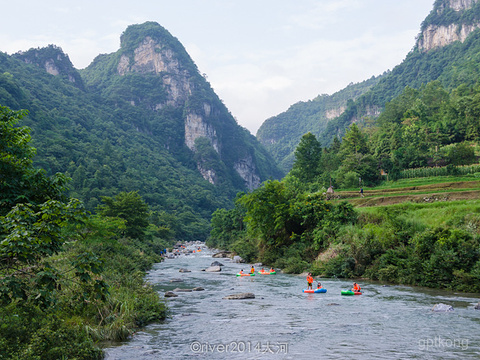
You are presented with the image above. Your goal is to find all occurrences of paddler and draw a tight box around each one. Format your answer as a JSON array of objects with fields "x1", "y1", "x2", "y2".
[
  {"x1": 307, "y1": 272, "x2": 313, "y2": 290},
  {"x1": 239, "y1": 269, "x2": 244, "y2": 274},
  {"x1": 250, "y1": 265, "x2": 255, "y2": 274},
  {"x1": 317, "y1": 282, "x2": 323, "y2": 289},
  {"x1": 270, "y1": 267, "x2": 275, "y2": 273},
  {"x1": 351, "y1": 282, "x2": 361, "y2": 292}
]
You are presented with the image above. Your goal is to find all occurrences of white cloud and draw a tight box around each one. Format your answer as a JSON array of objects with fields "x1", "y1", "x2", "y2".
[{"x1": 0, "y1": 0, "x2": 434, "y2": 134}]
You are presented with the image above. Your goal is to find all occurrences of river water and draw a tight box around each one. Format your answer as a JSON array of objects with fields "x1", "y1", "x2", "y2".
[{"x1": 104, "y1": 248, "x2": 480, "y2": 359}]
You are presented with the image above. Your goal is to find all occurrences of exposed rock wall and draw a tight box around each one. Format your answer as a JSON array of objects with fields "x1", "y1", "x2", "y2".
[
  {"x1": 418, "y1": 23, "x2": 480, "y2": 51},
  {"x1": 234, "y1": 157, "x2": 261, "y2": 190},
  {"x1": 325, "y1": 107, "x2": 345, "y2": 120},
  {"x1": 117, "y1": 34, "x2": 262, "y2": 189},
  {"x1": 448, "y1": 0, "x2": 476, "y2": 11},
  {"x1": 184, "y1": 112, "x2": 219, "y2": 153},
  {"x1": 418, "y1": 0, "x2": 480, "y2": 52}
]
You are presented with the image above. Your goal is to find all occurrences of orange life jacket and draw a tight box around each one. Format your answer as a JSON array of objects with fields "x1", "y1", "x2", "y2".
[
  {"x1": 307, "y1": 276, "x2": 313, "y2": 283},
  {"x1": 353, "y1": 284, "x2": 361, "y2": 291}
]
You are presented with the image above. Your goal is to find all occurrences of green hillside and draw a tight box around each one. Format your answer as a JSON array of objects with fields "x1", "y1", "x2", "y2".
[
  {"x1": 0, "y1": 22, "x2": 283, "y2": 241},
  {"x1": 256, "y1": 75, "x2": 383, "y2": 172}
]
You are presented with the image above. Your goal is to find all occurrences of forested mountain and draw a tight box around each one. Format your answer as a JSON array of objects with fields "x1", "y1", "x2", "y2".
[
  {"x1": 257, "y1": 0, "x2": 480, "y2": 172},
  {"x1": 0, "y1": 22, "x2": 283, "y2": 241},
  {"x1": 256, "y1": 75, "x2": 383, "y2": 172}
]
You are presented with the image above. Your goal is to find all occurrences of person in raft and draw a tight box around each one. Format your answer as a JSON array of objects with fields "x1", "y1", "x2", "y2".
[
  {"x1": 239, "y1": 269, "x2": 244, "y2": 274},
  {"x1": 307, "y1": 273, "x2": 314, "y2": 290},
  {"x1": 317, "y1": 282, "x2": 323, "y2": 289},
  {"x1": 351, "y1": 282, "x2": 361, "y2": 292},
  {"x1": 250, "y1": 265, "x2": 255, "y2": 274},
  {"x1": 270, "y1": 267, "x2": 275, "y2": 273}
]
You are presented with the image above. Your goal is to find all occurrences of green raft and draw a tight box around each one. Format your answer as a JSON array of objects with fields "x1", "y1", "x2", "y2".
[{"x1": 341, "y1": 290, "x2": 362, "y2": 295}]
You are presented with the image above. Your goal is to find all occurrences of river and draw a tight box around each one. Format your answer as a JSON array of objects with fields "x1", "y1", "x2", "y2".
[{"x1": 104, "y1": 247, "x2": 480, "y2": 359}]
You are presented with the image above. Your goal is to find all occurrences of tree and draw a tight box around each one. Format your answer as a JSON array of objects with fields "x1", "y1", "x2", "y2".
[
  {"x1": 290, "y1": 132, "x2": 322, "y2": 184},
  {"x1": 97, "y1": 191, "x2": 150, "y2": 239},
  {"x1": 340, "y1": 123, "x2": 368, "y2": 157},
  {"x1": 0, "y1": 105, "x2": 107, "y2": 308},
  {"x1": 0, "y1": 106, "x2": 69, "y2": 216}
]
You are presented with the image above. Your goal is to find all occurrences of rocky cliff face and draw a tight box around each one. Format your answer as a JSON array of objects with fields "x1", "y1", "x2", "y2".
[
  {"x1": 418, "y1": 0, "x2": 480, "y2": 51},
  {"x1": 112, "y1": 23, "x2": 269, "y2": 190},
  {"x1": 14, "y1": 45, "x2": 84, "y2": 90},
  {"x1": 234, "y1": 157, "x2": 261, "y2": 190}
]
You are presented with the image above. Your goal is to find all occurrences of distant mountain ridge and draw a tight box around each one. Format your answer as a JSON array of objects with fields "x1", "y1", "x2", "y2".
[
  {"x1": 257, "y1": 0, "x2": 480, "y2": 172},
  {"x1": 0, "y1": 21, "x2": 283, "y2": 241}
]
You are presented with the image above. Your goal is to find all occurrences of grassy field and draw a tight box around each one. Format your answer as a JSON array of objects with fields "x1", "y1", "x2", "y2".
[{"x1": 331, "y1": 176, "x2": 480, "y2": 207}]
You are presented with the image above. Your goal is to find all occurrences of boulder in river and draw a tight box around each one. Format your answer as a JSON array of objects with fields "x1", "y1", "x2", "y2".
[
  {"x1": 164, "y1": 291, "x2": 178, "y2": 298},
  {"x1": 170, "y1": 278, "x2": 184, "y2": 283},
  {"x1": 432, "y1": 303, "x2": 454, "y2": 312},
  {"x1": 210, "y1": 261, "x2": 224, "y2": 267},
  {"x1": 233, "y1": 255, "x2": 244, "y2": 263},
  {"x1": 179, "y1": 268, "x2": 191, "y2": 273},
  {"x1": 474, "y1": 302, "x2": 480, "y2": 310},
  {"x1": 212, "y1": 251, "x2": 231, "y2": 258},
  {"x1": 193, "y1": 287, "x2": 205, "y2": 291},
  {"x1": 223, "y1": 293, "x2": 255, "y2": 300},
  {"x1": 173, "y1": 288, "x2": 193, "y2": 292},
  {"x1": 204, "y1": 266, "x2": 221, "y2": 272}
]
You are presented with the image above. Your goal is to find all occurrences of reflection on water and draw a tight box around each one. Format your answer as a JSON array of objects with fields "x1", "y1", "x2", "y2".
[{"x1": 105, "y1": 248, "x2": 480, "y2": 359}]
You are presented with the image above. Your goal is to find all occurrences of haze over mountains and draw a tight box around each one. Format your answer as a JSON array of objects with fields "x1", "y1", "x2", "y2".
[{"x1": 257, "y1": 0, "x2": 480, "y2": 172}]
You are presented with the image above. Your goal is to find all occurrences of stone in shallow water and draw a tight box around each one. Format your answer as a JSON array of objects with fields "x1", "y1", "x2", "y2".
[
  {"x1": 432, "y1": 303, "x2": 454, "y2": 312},
  {"x1": 223, "y1": 293, "x2": 255, "y2": 300},
  {"x1": 204, "y1": 266, "x2": 221, "y2": 272},
  {"x1": 210, "y1": 261, "x2": 224, "y2": 267},
  {"x1": 173, "y1": 288, "x2": 193, "y2": 292}
]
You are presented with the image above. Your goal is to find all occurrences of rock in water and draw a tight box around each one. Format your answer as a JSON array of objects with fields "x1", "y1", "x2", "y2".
[
  {"x1": 173, "y1": 288, "x2": 193, "y2": 292},
  {"x1": 164, "y1": 291, "x2": 178, "y2": 297},
  {"x1": 474, "y1": 302, "x2": 480, "y2": 310},
  {"x1": 432, "y1": 303, "x2": 454, "y2": 312},
  {"x1": 193, "y1": 287, "x2": 205, "y2": 291},
  {"x1": 179, "y1": 268, "x2": 191, "y2": 272},
  {"x1": 223, "y1": 293, "x2": 255, "y2": 300},
  {"x1": 204, "y1": 266, "x2": 221, "y2": 272},
  {"x1": 210, "y1": 261, "x2": 224, "y2": 267},
  {"x1": 212, "y1": 251, "x2": 231, "y2": 258}
]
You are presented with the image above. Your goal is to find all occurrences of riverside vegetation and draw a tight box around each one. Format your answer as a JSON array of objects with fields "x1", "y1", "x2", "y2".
[
  {"x1": 208, "y1": 82, "x2": 480, "y2": 293},
  {"x1": 0, "y1": 106, "x2": 170, "y2": 359}
]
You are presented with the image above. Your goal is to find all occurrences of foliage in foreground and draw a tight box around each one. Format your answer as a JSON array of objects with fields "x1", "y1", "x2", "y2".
[{"x1": 0, "y1": 106, "x2": 169, "y2": 359}]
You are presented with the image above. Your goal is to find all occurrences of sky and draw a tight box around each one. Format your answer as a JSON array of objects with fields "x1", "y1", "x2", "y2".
[{"x1": 1, "y1": 0, "x2": 435, "y2": 135}]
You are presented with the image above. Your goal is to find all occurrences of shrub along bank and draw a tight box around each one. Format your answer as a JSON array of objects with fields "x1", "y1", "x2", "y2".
[{"x1": 208, "y1": 180, "x2": 480, "y2": 293}]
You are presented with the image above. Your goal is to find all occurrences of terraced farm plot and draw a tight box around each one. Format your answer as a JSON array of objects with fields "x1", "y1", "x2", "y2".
[{"x1": 331, "y1": 179, "x2": 480, "y2": 207}]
